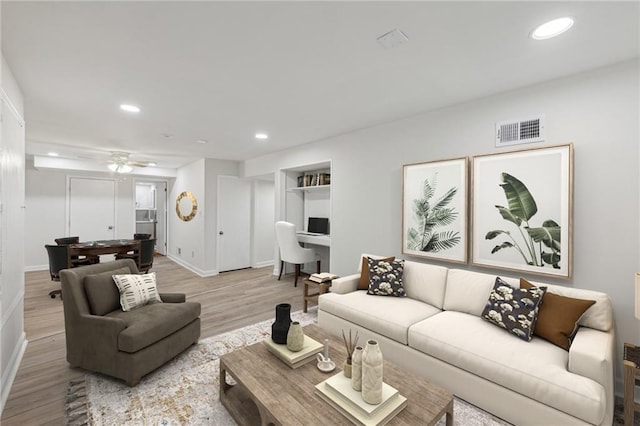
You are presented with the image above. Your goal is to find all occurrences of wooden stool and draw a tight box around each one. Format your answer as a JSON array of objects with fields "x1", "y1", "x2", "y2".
[
  {"x1": 303, "y1": 279, "x2": 331, "y2": 313},
  {"x1": 624, "y1": 343, "x2": 640, "y2": 425}
]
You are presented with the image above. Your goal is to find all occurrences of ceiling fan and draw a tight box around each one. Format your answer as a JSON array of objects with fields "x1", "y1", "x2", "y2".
[{"x1": 107, "y1": 151, "x2": 157, "y2": 173}]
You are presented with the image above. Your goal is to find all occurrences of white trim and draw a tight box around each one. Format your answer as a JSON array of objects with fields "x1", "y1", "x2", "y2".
[
  {"x1": 0, "y1": 88, "x2": 25, "y2": 126},
  {"x1": 253, "y1": 260, "x2": 274, "y2": 268},
  {"x1": 24, "y1": 264, "x2": 49, "y2": 272},
  {"x1": 1, "y1": 291, "x2": 24, "y2": 327},
  {"x1": 0, "y1": 333, "x2": 27, "y2": 414},
  {"x1": 166, "y1": 254, "x2": 218, "y2": 277}
]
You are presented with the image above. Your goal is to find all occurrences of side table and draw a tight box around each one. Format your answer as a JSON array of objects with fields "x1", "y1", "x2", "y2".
[
  {"x1": 624, "y1": 342, "x2": 640, "y2": 425},
  {"x1": 303, "y1": 279, "x2": 331, "y2": 313}
]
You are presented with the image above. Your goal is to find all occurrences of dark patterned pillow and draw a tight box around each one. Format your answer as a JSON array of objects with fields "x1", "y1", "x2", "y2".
[
  {"x1": 366, "y1": 258, "x2": 406, "y2": 297},
  {"x1": 481, "y1": 277, "x2": 546, "y2": 342}
]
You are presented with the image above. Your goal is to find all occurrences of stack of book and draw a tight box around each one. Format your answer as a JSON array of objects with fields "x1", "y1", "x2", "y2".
[
  {"x1": 263, "y1": 335, "x2": 323, "y2": 369},
  {"x1": 309, "y1": 272, "x2": 338, "y2": 283},
  {"x1": 315, "y1": 373, "x2": 407, "y2": 426}
]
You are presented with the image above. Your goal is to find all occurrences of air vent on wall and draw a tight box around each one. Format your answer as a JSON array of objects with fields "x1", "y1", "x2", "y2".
[{"x1": 495, "y1": 115, "x2": 545, "y2": 147}]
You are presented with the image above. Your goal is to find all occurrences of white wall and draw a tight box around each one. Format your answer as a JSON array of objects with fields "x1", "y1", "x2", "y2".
[
  {"x1": 24, "y1": 165, "x2": 136, "y2": 269},
  {"x1": 243, "y1": 59, "x2": 639, "y2": 388},
  {"x1": 1, "y1": 54, "x2": 27, "y2": 414},
  {"x1": 253, "y1": 179, "x2": 275, "y2": 267}
]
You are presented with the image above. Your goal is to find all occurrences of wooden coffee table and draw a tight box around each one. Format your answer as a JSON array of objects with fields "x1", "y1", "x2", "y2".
[{"x1": 220, "y1": 324, "x2": 453, "y2": 426}]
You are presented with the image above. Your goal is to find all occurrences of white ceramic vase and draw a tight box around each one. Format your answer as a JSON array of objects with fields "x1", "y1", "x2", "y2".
[
  {"x1": 286, "y1": 321, "x2": 304, "y2": 352},
  {"x1": 361, "y1": 339, "x2": 383, "y2": 404},
  {"x1": 351, "y1": 346, "x2": 363, "y2": 391}
]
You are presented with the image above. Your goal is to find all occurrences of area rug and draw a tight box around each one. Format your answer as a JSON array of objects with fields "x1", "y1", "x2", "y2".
[{"x1": 64, "y1": 309, "x2": 521, "y2": 425}]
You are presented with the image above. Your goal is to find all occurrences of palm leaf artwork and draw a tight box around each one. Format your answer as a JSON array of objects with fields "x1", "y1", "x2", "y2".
[
  {"x1": 485, "y1": 173, "x2": 561, "y2": 269},
  {"x1": 407, "y1": 173, "x2": 460, "y2": 253}
]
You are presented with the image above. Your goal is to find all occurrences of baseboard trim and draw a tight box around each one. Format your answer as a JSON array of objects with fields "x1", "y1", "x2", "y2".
[
  {"x1": 24, "y1": 264, "x2": 48, "y2": 272},
  {"x1": 0, "y1": 333, "x2": 27, "y2": 415},
  {"x1": 166, "y1": 255, "x2": 218, "y2": 277},
  {"x1": 253, "y1": 260, "x2": 274, "y2": 269}
]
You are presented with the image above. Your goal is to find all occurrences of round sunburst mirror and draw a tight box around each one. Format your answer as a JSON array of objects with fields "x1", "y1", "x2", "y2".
[{"x1": 176, "y1": 191, "x2": 198, "y2": 221}]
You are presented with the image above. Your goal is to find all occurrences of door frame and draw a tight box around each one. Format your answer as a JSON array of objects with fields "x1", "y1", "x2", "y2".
[
  {"x1": 66, "y1": 176, "x2": 118, "y2": 238},
  {"x1": 133, "y1": 178, "x2": 169, "y2": 255}
]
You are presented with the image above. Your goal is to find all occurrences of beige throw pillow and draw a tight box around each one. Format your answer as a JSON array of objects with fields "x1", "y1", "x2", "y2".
[{"x1": 112, "y1": 272, "x2": 162, "y2": 311}]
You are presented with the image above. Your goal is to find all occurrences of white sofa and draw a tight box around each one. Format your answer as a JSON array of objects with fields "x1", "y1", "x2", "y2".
[{"x1": 318, "y1": 255, "x2": 615, "y2": 425}]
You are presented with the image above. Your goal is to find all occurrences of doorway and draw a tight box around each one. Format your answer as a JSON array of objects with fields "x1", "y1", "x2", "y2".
[{"x1": 134, "y1": 180, "x2": 168, "y2": 255}]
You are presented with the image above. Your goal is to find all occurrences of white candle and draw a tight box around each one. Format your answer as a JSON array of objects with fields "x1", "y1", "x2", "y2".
[{"x1": 324, "y1": 339, "x2": 329, "y2": 359}]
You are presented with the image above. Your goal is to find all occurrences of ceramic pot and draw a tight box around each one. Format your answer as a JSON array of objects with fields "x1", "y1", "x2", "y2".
[
  {"x1": 362, "y1": 339, "x2": 383, "y2": 404},
  {"x1": 271, "y1": 303, "x2": 292, "y2": 344},
  {"x1": 343, "y1": 360, "x2": 352, "y2": 378},
  {"x1": 351, "y1": 346, "x2": 363, "y2": 391},
  {"x1": 286, "y1": 321, "x2": 304, "y2": 352}
]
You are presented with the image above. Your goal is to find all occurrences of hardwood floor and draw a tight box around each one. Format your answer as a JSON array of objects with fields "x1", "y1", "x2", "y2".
[{"x1": 1, "y1": 256, "x2": 306, "y2": 425}]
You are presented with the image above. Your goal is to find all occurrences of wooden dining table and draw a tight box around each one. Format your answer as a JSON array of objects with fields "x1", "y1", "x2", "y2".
[{"x1": 69, "y1": 239, "x2": 141, "y2": 267}]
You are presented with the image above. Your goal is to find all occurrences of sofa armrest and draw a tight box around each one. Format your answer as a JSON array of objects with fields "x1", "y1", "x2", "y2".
[
  {"x1": 330, "y1": 274, "x2": 360, "y2": 294},
  {"x1": 160, "y1": 293, "x2": 186, "y2": 303},
  {"x1": 569, "y1": 326, "x2": 615, "y2": 389}
]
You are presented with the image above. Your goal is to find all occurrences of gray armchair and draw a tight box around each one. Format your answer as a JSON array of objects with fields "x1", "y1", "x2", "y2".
[{"x1": 60, "y1": 259, "x2": 201, "y2": 386}]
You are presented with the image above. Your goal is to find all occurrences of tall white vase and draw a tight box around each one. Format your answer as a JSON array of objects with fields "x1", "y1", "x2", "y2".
[
  {"x1": 351, "y1": 346, "x2": 363, "y2": 391},
  {"x1": 361, "y1": 340, "x2": 383, "y2": 404},
  {"x1": 286, "y1": 321, "x2": 304, "y2": 352}
]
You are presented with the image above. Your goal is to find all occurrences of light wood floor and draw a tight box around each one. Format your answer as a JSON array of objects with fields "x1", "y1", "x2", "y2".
[{"x1": 1, "y1": 256, "x2": 307, "y2": 425}]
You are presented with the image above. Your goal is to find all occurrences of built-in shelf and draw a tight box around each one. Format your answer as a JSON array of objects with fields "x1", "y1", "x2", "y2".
[{"x1": 287, "y1": 184, "x2": 331, "y2": 193}]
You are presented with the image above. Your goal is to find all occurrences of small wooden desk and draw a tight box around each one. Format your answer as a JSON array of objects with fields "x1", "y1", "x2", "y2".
[
  {"x1": 69, "y1": 240, "x2": 141, "y2": 268},
  {"x1": 624, "y1": 342, "x2": 640, "y2": 425},
  {"x1": 303, "y1": 279, "x2": 331, "y2": 313}
]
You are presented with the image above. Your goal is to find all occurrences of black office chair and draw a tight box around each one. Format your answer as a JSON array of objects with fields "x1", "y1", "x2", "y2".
[
  {"x1": 45, "y1": 244, "x2": 71, "y2": 299},
  {"x1": 116, "y1": 238, "x2": 156, "y2": 273},
  {"x1": 133, "y1": 233, "x2": 151, "y2": 240},
  {"x1": 55, "y1": 236, "x2": 96, "y2": 265}
]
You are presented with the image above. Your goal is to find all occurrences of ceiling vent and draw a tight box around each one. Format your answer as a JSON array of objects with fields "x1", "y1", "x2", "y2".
[{"x1": 495, "y1": 115, "x2": 545, "y2": 147}]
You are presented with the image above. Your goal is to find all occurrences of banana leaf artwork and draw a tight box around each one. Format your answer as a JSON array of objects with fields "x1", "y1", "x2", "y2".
[
  {"x1": 403, "y1": 157, "x2": 468, "y2": 264},
  {"x1": 472, "y1": 144, "x2": 573, "y2": 278}
]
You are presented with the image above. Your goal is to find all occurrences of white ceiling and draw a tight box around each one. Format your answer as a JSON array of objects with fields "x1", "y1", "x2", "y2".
[{"x1": 2, "y1": 1, "x2": 638, "y2": 170}]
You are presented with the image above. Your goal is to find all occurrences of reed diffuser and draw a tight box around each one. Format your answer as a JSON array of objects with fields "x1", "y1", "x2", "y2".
[{"x1": 341, "y1": 329, "x2": 359, "y2": 378}]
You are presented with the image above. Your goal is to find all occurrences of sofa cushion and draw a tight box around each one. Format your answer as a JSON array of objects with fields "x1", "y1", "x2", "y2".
[
  {"x1": 481, "y1": 277, "x2": 546, "y2": 342},
  {"x1": 444, "y1": 269, "x2": 518, "y2": 315},
  {"x1": 84, "y1": 266, "x2": 132, "y2": 315},
  {"x1": 520, "y1": 278, "x2": 596, "y2": 349},
  {"x1": 106, "y1": 301, "x2": 201, "y2": 353},
  {"x1": 112, "y1": 272, "x2": 162, "y2": 311},
  {"x1": 358, "y1": 255, "x2": 395, "y2": 290},
  {"x1": 402, "y1": 261, "x2": 448, "y2": 309},
  {"x1": 319, "y1": 291, "x2": 440, "y2": 344},
  {"x1": 408, "y1": 311, "x2": 605, "y2": 424},
  {"x1": 366, "y1": 258, "x2": 406, "y2": 297}
]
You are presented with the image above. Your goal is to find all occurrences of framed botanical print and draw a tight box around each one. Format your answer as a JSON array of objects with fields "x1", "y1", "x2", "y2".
[
  {"x1": 402, "y1": 157, "x2": 468, "y2": 264},
  {"x1": 471, "y1": 144, "x2": 573, "y2": 278}
]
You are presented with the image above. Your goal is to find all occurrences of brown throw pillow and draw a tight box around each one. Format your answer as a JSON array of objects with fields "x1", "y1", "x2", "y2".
[
  {"x1": 358, "y1": 256, "x2": 395, "y2": 290},
  {"x1": 520, "y1": 278, "x2": 596, "y2": 350}
]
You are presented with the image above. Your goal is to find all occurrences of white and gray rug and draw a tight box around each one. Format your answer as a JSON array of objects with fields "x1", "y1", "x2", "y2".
[{"x1": 65, "y1": 309, "x2": 511, "y2": 425}]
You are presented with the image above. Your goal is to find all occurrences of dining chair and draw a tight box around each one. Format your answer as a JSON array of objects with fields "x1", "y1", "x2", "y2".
[
  {"x1": 45, "y1": 244, "x2": 72, "y2": 299},
  {"x1": 275, "y1": 221, "x2": 320, "y2": 287},
  {"x1": 115, "y1": 238, "x2": 156, "y2": 273},
  {"x1": 55, "y1": 236, "x2": 95, "y2": 266},
  {"x1": 133, "y1": 233, "x2": 151, "y2": 240}
]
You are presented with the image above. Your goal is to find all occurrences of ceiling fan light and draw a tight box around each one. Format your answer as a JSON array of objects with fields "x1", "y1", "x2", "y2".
[
  {"x1": 108, "y1": 163, "x2": 118, "y2": 172},
  {"x1": 119, "y1": 164, "x2": 133, "y2": 173}
]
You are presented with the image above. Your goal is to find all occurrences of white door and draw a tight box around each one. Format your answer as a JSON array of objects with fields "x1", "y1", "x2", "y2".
[
  {"x1": 68, "y1": 177, "x2": 116, "y2": 241},
  {"x1": 218, "y1": 176, "x2": 251, "y2": 272},
  {"x1": 155, "y1": 181, "x2": 167, "y2": 255}
]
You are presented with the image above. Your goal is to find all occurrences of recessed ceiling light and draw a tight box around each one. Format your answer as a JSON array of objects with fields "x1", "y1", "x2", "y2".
[
  {"x1": 195, "y1": 139, "x2": 208, "y2": 144},
  {"x1": 255, "y1": 133, "x2": 269, "y2": 140},
  {"x1": 120, "y1": 104, "x2": 141, "y2": 113},
  {"x1": 531, "y1": 17, "x2": 574, "y2": 40},
  {"x1": 48, "y1": 152, "x2": 59, "y2": 157}
]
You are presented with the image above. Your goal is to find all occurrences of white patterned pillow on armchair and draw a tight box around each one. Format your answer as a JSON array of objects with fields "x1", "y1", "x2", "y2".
[{"x1": 112, "y1": 272, "x2": 162, "y2": 311}]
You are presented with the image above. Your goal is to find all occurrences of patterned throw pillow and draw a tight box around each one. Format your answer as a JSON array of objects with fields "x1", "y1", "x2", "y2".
[
  {"x1": 366, "y1": 258, "x2": 406, "y2": 297},
  {"x1": 112, "y1": 272, "x2": 162, "y2": 311},
  {"x1": 481, "y1": 277, "x2": 546, "y2": 342}
]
